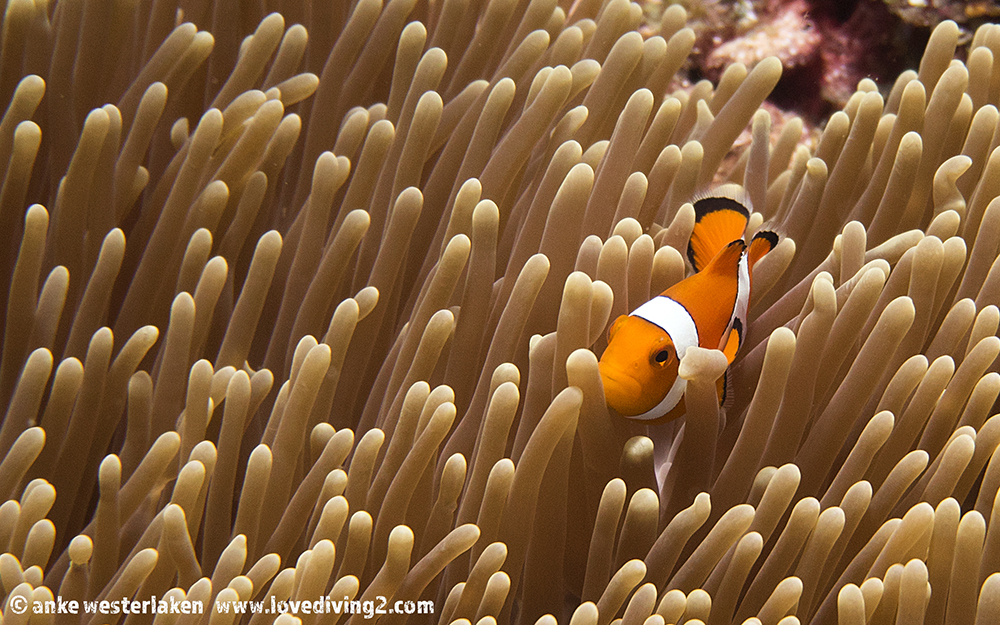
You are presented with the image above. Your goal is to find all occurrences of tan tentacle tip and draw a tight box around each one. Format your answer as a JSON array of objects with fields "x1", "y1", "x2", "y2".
[
  {"x1": 68, "y1": 535, "x2": 94, "y2": 565},
  {"x1": 678, "y1": 347, "x2": 729, "y2": 382},
  {"x1": 621, "y1": 436, "x2": 654, "y2": 463},
  {"x1": 389, "y1": 524, "x2": 415, "y2": 546},
  {"x1": 14, "y1": 427, "x2": 46, "y2": 451}
]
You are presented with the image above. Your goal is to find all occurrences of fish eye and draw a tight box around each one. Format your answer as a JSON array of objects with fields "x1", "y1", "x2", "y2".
[{"x1": 653, "y1": 349, "x2": 670, "y2": 364}]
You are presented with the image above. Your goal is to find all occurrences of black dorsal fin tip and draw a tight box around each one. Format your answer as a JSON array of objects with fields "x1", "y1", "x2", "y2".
[
  {"x1": 752, "y1": 229, "x2": 780, "y2": 247},
  {"x1": 692, "y1": 184, "x2": 752, "y2": 222}
]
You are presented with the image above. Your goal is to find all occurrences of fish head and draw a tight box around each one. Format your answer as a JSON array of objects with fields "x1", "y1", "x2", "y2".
[{"x1": 598, "y1": 315, "x2": 680, "y2": 417}]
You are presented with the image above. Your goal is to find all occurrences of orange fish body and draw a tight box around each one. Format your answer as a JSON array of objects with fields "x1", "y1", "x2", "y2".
[{"x1": 598, "y1": 189, "x2": 778, "y2": 422}]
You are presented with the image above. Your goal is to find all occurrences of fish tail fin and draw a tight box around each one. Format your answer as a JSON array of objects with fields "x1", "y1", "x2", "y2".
[
  {"x1": 688, "y1": 188, "x2": 751, "y2": 272},
  {"x1": 748, "y1": 230, "x2": 779, "y2": 271}
]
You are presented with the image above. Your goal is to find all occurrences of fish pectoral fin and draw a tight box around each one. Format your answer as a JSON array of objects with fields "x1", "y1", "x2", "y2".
[{"x1": 722, "y1": 326, "x2": 740, "y2": 364}]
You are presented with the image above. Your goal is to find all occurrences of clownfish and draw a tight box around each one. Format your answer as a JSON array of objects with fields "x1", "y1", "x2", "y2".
[{"x1": 598, "y1": 187, "x2": 778, "y2": 422}]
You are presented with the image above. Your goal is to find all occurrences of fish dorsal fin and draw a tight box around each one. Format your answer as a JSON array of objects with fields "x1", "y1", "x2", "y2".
[
  {"x1": 702, "y1": 239, "x2": 747, "y2": 277},
  {"x1": 748, "y1": 230, "x2": 779, "y2": 271},
  {"x1": 687, "y1": 189, "x2": 751, "y2": 272}
]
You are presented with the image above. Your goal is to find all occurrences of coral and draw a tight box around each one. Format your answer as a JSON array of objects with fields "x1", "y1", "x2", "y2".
[
  {"x1": 704, "y1": 0, "x2": 821, "y2": 78},
  {"x1": 815, "y1": 0, "x2": 911, "y2": 109},
  {"x1": 0, "y1": 1, "x2": 999, "y2": 624},
  {"x1": 686, "y1": 0, "x2": 915, "y2": 115},
  {"x1": 885, "y1": 0, "x2": 1000, "y2": 30}
]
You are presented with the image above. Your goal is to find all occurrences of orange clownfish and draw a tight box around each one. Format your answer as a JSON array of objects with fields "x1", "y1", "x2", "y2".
[{"x1": 598, "y1": 188, "x2": 778, "y2": 422}]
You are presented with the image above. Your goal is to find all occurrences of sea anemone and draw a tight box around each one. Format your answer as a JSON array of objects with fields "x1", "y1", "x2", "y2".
[{"x1": 1, "y1": 0, "x2": 999, "y2": 624}]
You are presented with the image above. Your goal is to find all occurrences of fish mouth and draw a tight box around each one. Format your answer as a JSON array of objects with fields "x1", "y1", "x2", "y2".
[{"x1": 598, "y1": 362, "x2": 645, "y2": 416}]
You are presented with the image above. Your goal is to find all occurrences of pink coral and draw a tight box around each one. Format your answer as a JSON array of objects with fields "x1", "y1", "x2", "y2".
[
  {"x1": 705, "y1": 0, "x2": 822, "y2": 77},
  {"x1": 688, "y1": 0, "x2": 917, "y2": 115}
]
